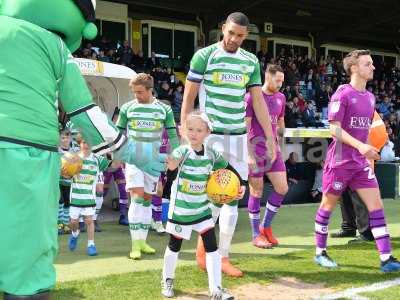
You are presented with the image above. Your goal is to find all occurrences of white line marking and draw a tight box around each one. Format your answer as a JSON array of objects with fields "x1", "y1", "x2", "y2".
[{"x1": 313, "y1": 277, "x2": 400, "y2": 300}]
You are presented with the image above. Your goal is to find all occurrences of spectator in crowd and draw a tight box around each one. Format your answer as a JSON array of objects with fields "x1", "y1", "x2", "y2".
[
  {"x1": 132, "y1": 50, "x2": 146, "y2": 72},
  {"x1": 107, "y1": 49, "x2": 117, "y2": 64},
  {"x1": 147, "y1": 51, "x2": 160, "y2": 70},
  {"x1": 97, "y1": 36, "x2": 113, "y2": 51},
  {"x1": 167, "y1": 67, "x2": 177, "y2": 87},
  {"x1": 283, "y1": 85, "x2": 292, "y2": 101},
  {"x1": 284, "y1": 101, "x2": 299, "y2": 128},
  {"x1": 116, "y1": 40, "x2": 134, "y2": 67},
  {"x1": 285, "y1": 152, "x2": 302, "y2": 185},
  {"x1": 315, "y1": 84, "x2": 330, "y2": 118},
  {"x1": 293, "y1": 95, "x2": 306, "y2": 112},
  {"x1": 377, "y1": 95, "x2": 393, "y2": 119},
  {"x1": 305, "y1": 69, "x2": 317, "y2": 100},
  {"x1": 157, "y1": 82, "x2": 173, "y2": 103},
  {"x1": 90, "y1": 51, "x2": 98, "y2": 60},
  {"x1": 97, "y1": 50, "x2": 110, "y2": 62},
  {"x1": 302, "y1": 101, "x2": 318, "y2": 127},
  {"x1": 388, "y1": 113, "x2": 398, "y2": 137},
  {"x1": 171, "y1": 84, "x2": 183, "y2": 123},
  {"x1": 310, "y1": 160, "x2": 324, "y2": 202}
]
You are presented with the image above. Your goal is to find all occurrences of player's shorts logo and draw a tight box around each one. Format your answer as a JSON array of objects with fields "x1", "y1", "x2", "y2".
[
  {"x1": 175, "y1": 225, "x2": 182, "y2": 233},
  {"x1": 333, "y1": 181, "x2": 343, "y2": 191}
]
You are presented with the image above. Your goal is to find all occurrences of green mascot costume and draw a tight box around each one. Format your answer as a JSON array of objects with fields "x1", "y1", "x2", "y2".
[{"x1": 0, "y1": 1, "x2": 165, "y2": 299}]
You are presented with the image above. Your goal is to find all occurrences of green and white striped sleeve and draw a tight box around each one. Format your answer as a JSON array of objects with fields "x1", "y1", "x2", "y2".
[{"x1": 187, "y1": 47, "x2": 209, "y2": 83}]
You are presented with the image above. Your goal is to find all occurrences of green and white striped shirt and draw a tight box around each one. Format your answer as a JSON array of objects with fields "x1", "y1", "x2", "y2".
[
  {"x1": 70, "y1": 153, "x2": 109, "y2": 207},
  {"x1": 116, "y1": 98, "x2": 176, "y2": 143},
  {"x1": 187, "y1": 43, "x2": 261, "y2": 134},
  {"x1": 169, "y1": 145, "x2": 228, "y2": 224}
]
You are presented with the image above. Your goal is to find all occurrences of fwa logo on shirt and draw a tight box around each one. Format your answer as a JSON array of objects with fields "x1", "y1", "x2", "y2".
[
  {"x1": 349, "y1": 117, "x2": 370, "y2": 129},
  {"x1": 270, "y1": 115, "x2": 279, "y2": 125},
  {"x1": 212, "y1": 72, "x2": 248, "y2": 87}
]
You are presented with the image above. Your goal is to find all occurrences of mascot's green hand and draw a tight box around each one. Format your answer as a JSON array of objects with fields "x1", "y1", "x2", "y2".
[{"x1": 114, "y1": 140, "x2": 166, "y2": 177}]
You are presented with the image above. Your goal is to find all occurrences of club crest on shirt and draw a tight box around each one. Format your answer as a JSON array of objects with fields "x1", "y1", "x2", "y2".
[
  {"x1": 276, "y1": 98, "x2": 282, "y2": 106},
  {"x1": 369, "y1": 95, "x2": 375, "y2": 107},
  {"x1": 330, "y1": 101, "x2": 340, "y2": 114},
  {"x1": 351, "y1": 98, "x2": 357, "y2": 104},
  {"x1": 240, "y1": 64, "x2": 249, "y2": 72},
  {"x1": 333, "y1": 181, "x2": 343, "y2": 191}
]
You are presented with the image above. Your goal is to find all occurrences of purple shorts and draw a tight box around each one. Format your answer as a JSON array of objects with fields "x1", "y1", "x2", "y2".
[
  {"x1": 104, "y1": 167, "x2": 125, "y2": 184},
  {"x1": 322, "y1": 166, "x2": 378, "y2": 196},
  {"x1": 248, "y1": 142, "x2": 286, "y2": 177}
]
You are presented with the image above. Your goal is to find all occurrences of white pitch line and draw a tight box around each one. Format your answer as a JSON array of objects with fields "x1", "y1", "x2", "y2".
[{"x1": 313, "y1": 277, "x2": 400, "y2": 300}]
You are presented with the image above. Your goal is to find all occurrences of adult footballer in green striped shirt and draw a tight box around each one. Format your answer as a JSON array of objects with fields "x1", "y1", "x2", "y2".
[
  {"x1": 116, "y1": 73, "x2": 179, "y2": 260},
  {"x1": 181, "y1": 12, "x2": 276, "y2": 277}
]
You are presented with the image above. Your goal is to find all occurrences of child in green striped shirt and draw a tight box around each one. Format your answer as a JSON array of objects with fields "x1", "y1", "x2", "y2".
[
  {"x1": 58, "y1": 129, "x2": 73, "y2": 235},
  {"x1": 68, "y1": 134, "x2": 109, "y2": 256},
  {"x1": 161, "y1": 111, "x2": 244, "y2": 299}
]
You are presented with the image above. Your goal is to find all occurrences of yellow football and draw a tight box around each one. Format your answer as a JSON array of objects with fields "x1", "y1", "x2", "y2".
[
  {"x1": 206, "y1": 169, "x2": 240, "y2": 205},
  {"x1": 61, "y1": 152, "x2": 83, "y2": 178}
]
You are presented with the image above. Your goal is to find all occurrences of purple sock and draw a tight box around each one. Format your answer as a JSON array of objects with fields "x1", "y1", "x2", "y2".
[
  {"x1": 248, "y1": 195, "x2": 261, "y2": 239},
  {"x1": 103, "y1": 171, "x2": 112, "y2": 197},
  {"x1": 315, "y1": 208, "x2": 331, "y2": 252},
  {"x1": 262, "y1": 191, "x2": 284, "y2": 228},
  {"x1": 117, "y1": 181, "x2": 128, "y2": 217},
  {"x1": 369, "y1": 209, "x2": 392, "y2": 260},
  {"x1": 152, "y1": 195, "x2": 162, "y2": 222},
  {"x1": 117, "y1": 183, "x2": 128, "y2": 202}
]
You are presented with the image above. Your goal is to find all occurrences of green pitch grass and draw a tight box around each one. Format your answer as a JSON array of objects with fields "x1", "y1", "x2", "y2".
[
  {"x1": 53, "y1": 200, "x2": 400, "y2": 299},
  {"x1": 361, "y1": 286, "x2": 400, "y2": 299}
]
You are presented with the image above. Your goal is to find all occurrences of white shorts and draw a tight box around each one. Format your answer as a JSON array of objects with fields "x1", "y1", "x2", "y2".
[
  {"x1": 166, "y1": 218, "x2": 214, "y2": 240},
  {"x1": 125, "y1": 163, "x2": 158, "y2": 194},
  {"x1": 97, "y1": 172, "x2": 104, "y2": 184},
  {"x1": 69, "y1": 206, "x2": 96, "y2": 219},
  {"x1": 205, "y1": 133, "x2": 248, "y2": 180}
]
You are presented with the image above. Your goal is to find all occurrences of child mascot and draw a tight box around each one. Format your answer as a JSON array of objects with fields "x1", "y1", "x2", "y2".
[{"x1": 0, "y1": 1, "x2": 164, "y2": 299}]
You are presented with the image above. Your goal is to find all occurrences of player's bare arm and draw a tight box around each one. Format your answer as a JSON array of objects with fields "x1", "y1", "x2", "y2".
[
  {"x1": 277, "y1": 117, "x2": 285, "y2": 145},
  {"x1": 180, "y1": 80, "x2": 201, "y2": 133},
  {"x1": 249, "y1": 86, "x2": 277, "y2": 162},
  {"x1": 245, "y1": 116, "x2": 257, "y2": 170}
]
